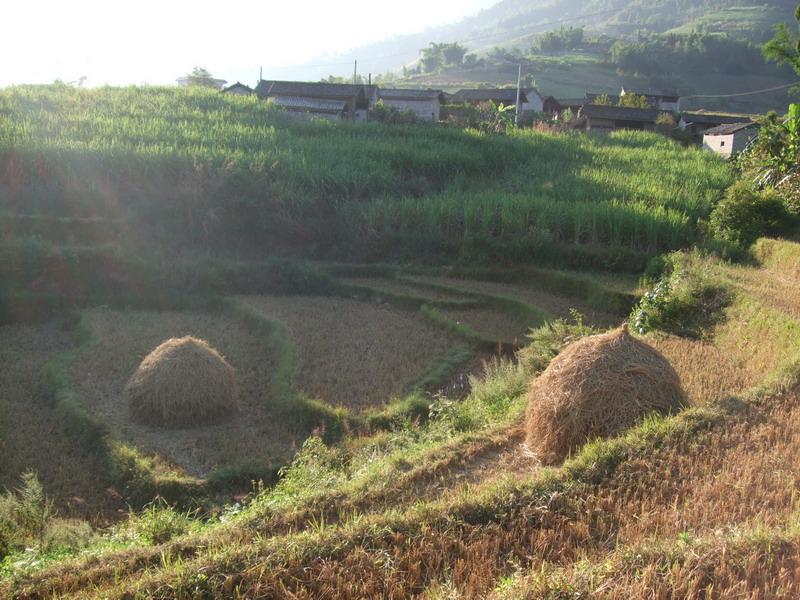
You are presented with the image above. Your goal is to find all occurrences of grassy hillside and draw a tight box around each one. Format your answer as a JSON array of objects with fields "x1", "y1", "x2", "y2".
[
  {"x1": 0, "y1": 85, "x2": 731, "y2": 274},
  {"x1": 317, "y1": 0, "x2": 798, "y2": 84}
]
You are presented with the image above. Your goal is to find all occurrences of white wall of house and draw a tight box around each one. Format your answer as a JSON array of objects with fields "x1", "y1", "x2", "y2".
[
  {"x1": 521, "y1": 90, "x2": 544, "y2": 114},
  {"x1": 703, "y1": 130, "x2": 757, "y2": 158},
  {"x1": 381, "y1": 98, "x2": 440, "y2": 121},
  {"x1": 354, "y1": 108, "x2": 369, "y2": 123}
]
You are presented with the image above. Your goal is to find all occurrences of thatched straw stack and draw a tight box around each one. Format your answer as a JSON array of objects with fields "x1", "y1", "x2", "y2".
[
  {"x1": 525, "y1": 324, "x2": 687, "y2": 464},
  {"x1": 126, "y1": 336, "x2": 237, "y2": 428}
]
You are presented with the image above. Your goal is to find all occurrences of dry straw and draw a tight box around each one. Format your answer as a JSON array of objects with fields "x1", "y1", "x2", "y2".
[
  {"x1": 126, "y1": 336, "x2": 237, "y2": 428},
  {"x1": 526, "y1": 324, "x2": 687, "y2": 464}
]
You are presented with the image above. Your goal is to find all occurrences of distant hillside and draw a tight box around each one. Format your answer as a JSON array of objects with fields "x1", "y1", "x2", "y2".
[{"x1": 293, "y1": 0, "x2": 798, "y2": 79}]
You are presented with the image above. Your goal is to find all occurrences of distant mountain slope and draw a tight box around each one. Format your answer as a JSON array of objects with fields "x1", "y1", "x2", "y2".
[{"x1": 291, "y1": 0, "x2": 797, "y2": 80}]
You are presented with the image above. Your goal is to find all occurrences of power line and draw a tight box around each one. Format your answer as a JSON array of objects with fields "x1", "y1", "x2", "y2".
[{"x1": 680, "y1": 81, "x2": 800, "y2": 100}]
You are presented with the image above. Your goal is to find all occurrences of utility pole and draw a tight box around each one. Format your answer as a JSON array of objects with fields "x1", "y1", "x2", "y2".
[
  {"x1": 353, "y1": 60, "x2": 358, "y2": 85},
  {"x1": 259, "y1": 66, "x2": 262, "y2": 82},
  {"x1": 514, "y1": 63, "x2": 522, "y2": 127}
]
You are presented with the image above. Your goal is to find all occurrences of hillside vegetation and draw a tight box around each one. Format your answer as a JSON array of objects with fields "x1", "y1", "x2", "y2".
[
  {"x1": 322, "y1": 0, "x2": 799, "y2": 114},
  {"x1": 0, "y1": 85, "x2": 731, "y2": 274},
  {"x1": 1, "y1": 80, "x2": 798, "y2": 597}
]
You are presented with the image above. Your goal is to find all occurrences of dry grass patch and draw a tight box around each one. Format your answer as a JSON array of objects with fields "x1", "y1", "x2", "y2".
[
  {"x1": 67, "y1": 309, "x2": 293, "y2": 476},
  {"x1": 239, "y1": 295, "x2": 459, "y2": 409},
  {"x1": 607, "y1": 392, "x2": 800, "y2": 545},
  {"x1": 412, "y1": 276, "x2": 621, "y2": 327},
  {"x1": 728, "y1": 264, "x2": 800, "y2": 320},
  {"x1": 647, "y1": 332, "x2": 756, "y2": 404},
  {"x1": 0, "y1": 323, "x2": 119, "y2": 520}
]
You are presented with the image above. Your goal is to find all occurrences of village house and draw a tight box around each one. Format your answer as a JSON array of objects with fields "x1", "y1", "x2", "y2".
[
  {"x1": 680, "y1": 112, "x2": 755, "y2": 137},
  {"x1": 543, "y1": 97, "x2": 585, "y2": 116},
  {"x1": 451, "y1": 88, "x2": 544, "y2": 114},
  {"x1": 220, "y1": 82, "x2": 254, "y2": 96},
  {"x1": 522, "y1": 88, "x2": 545, "y2": 113},
  {"x1": 255, "y1": 80, "x2": 378, "y2": 122},
  {"x1": 378, "y1": 88, "x2": 446, "y2": 121},
  {"x1": 702, "y1": 122, "x2": 759, "y2": 158},
  {"x1": 574, "y1": 104, "x2": 663, "y2": 133}
]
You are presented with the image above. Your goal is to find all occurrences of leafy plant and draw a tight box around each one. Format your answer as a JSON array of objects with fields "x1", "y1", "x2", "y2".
[
  {"x1": 119, "y1": 499, "x2": 198, "y2": 545},
  {"x1": 630, "y1": 251, "x2": 730, "y2": 338},
  {"x1": 709, "y1": 180, "x2": 794, "y2": 247},
  {"x1": 517, "y1": 310, "x2": 597, "y2": 374}
]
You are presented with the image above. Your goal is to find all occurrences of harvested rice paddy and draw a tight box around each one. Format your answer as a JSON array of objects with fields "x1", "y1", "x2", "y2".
[
  {"x1": 66, "y1": 308, "x2": 294, "y2": 477},
  {"x1": 0, "y1": 323, "x2": 119, "y2": 518},
  {"x1": 341, "y1": 277, "x2": 469, "y2": 304},
  {"x1": 439, "y1": 307, "x2": 535, "y2": 346},
  {"x1": 239, "y1": 295, "x2": 460, "y2": 408},
  {"x1": 410, "y1": 276, "x2": 622, "y2": 328}
]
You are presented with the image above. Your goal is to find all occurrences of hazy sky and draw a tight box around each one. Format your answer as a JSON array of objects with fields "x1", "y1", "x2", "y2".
[{"x1": 1, "y1": 0, "x2": 496, "y2": 87}]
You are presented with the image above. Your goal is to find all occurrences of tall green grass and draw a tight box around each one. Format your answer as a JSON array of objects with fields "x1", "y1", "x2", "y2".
[{"x1": 0, "y1": 85, "x2": 733, "y2": 268}]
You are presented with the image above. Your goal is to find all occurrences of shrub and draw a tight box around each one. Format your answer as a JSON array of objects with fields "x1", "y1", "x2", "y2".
[
  {"x1": 120, "y1": 499, "x2": 197, "y2": 545},
  {"x1": 370, "y1": 100, "x2": 422, "y2": 125},
  {"x1": 630, "y1": 251, "x2": 730, "y2": 338},
  {"x1": 0, "y1": 472, "x2": 92, "y2": 559},
  {"x1": 518, "y1": 310, "x2": 598, "y2": 375},
  {"x1": 709, "y1": 181, "x2": 793, "y2": 247}
]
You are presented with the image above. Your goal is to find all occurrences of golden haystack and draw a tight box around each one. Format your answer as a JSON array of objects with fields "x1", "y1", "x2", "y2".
[
  {"x1": 125, "y1": 336, "x2": 237, "y2": 428},
  {"x1": 525, "y1": 324, "x2": 687, "y2": 464}
]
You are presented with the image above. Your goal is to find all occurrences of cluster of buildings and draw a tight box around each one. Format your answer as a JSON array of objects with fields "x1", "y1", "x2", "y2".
[{"x1": 216, "y1": 79, "x2": 759, "y2": 157}]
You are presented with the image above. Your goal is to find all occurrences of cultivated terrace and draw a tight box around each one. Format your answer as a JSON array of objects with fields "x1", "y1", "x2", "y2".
[{"x1": 0, "y1": 78, "x2": 798, "y2": 599}]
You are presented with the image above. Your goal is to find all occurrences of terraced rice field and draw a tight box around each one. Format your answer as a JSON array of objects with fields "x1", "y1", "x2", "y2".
[
  {"x1": 410, "y1": 276, "x2": 622, "y2": 328},
  {"x1": 239, "y1": 295, "x2": 460, "y2": 408},
  {"x1": 0, "y1": 323, "x2": 119, "y2": 519},
  {"x1": 439, "y1": 307, "x2": 535, "y2": 346},
  {"x1": 342, "y1": 278, "x2": 469, "y2": 303},
  {"x1": 67, "y1": 309, "x2": 293, "y2": 476}
]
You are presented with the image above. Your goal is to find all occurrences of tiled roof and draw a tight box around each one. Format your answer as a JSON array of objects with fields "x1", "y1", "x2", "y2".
[
  {"x1": 451, "y1": 89, "x2": 528, "y2": 104},
  {"x1": 221, "y1": 82, "x2": 253, "y2": 93},
  {"x1": 379, "y1": 88, "x2": 444, "y2": 101},
  {"x1": 580, "y1": 104, "x2": 662, "y2": 122},
  {"x1": 681, "y1": 112, "x2": 755, "y2": 126},
  {"x1": 256, "y1": 80, "x2": 377, "y2": 100},
  {"x1": 703, "y1": 122, "x2": 758, "y2": 136}
]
